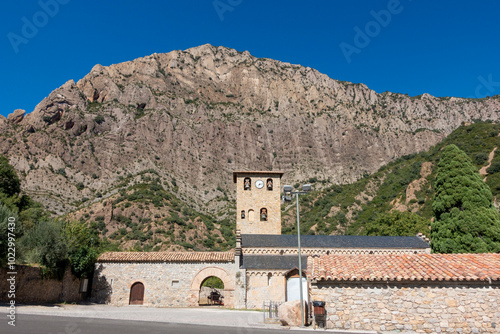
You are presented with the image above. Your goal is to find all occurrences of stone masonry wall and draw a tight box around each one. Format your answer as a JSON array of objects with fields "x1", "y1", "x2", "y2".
[
  {"x1": 92, "y1": 261, "x2": 237, "y2": 307},
  {"x1": 311, "y1": 281, "x2": 499, "y2": 333},
  {"x1": 246, "y1": 271, "x2": 287, "y2": 309},
  {"x1": 0, "y1": 265, "x2": 82, "y2": 304},
  {"x1": 233, "y1": 268, "x2": 247, "y2": 309},
  {"x1": 236, "y1": 174, "x2": 281, "y2": 235}
]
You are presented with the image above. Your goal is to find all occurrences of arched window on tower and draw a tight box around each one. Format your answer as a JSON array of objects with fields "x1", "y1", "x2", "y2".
[
  {"x1": 266, "y1": 178, "x2": 273, "y2": 191},
  {"x1": 244, "y1": 177, "x2": 251, "y2": 190},
  {"x1": 260, "y1": 208, "x2": 268, "y2": 221},
  {"x1": 241, "y1": 210, "x2": 245, "y2": 219}
]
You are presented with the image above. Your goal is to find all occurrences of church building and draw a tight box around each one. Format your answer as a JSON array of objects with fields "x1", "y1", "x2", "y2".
[{"x1": 92, "y1": 171, "x2": 430, "y2": 308}]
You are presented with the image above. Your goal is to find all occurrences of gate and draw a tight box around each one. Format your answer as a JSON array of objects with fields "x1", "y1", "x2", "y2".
[{"x1": 263, "y1": 301, "x2": 282, "y2": 323}]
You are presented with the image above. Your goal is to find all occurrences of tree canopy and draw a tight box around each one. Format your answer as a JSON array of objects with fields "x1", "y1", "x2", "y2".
[
  {"x1": 364, "y1": 211, "x2": 431, "y2": 237},
  {"x1": 431, "y1": 145, "x2": 500, "y2": 253},
  {"x1": 0, "y1": 155, "x2": 20, "y2": 197}
]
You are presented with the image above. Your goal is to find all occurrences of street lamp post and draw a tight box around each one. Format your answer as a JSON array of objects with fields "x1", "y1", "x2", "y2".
[{"x1": 283, "y1": 183, "x2": 311, "y2": 327}]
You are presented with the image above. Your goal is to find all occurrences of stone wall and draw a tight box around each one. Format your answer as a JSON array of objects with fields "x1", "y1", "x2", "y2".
[
  {"x1": 92, "y1": 261, "x2": 237, "y2": 307},
  {"x1": 310, "y1": 281, "x2": 499, "y2": 333},
  {"x1": 246, "y1": 270, "x2": 287, "y2": 309},
  {"x1": 233, "y1": 268, "x2": 247, "y2": 309},
  {"x1": 0, "y1": 265, "x2": 83, "y2": 304}
]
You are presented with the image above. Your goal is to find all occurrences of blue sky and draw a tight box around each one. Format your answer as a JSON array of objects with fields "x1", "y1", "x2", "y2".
[{"x1": 1, "y1": 0, "x2": 500, "y2": 118}]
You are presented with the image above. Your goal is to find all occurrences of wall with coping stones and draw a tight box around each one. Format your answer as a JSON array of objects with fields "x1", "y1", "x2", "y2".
[
  {"x1": 92, "y1": 261, "x2": 237, "y2": 307},
  {"x1": 0, "y1": 265, "x2": 82, "y2": 304},
  {"x1": 310, "y1": 281, "x2": 499, "y2": 333}
]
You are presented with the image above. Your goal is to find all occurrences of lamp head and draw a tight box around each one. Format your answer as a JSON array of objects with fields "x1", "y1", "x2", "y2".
[{"x1": 283, "y1": 185, "x2": 293, "y2": 202}]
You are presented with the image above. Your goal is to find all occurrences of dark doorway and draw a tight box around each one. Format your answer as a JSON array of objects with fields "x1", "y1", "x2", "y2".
[
  {"x1": 129, "y1": 282, "x2": 144, "y2": 305},
  {"x1": 199, "y1": 276, "x2": 224, "y2": 306}
]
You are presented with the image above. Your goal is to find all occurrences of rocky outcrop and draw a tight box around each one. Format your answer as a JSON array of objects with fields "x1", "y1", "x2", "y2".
[
  {"x1": 7, "y1": 109, "x2": 25, "y2": 124},
  {"x1": 1, "y1": 44, "x2": 499, "y2": 215}
]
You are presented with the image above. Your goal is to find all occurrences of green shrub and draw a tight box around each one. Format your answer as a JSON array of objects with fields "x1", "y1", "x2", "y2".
[
  {"x1": 472, "y1": 152, "x2": 489, "y2": 165},
  {"x1": 94, "y1": 114, "x2": 105, "y2": 124},
  {"x1": 68, "y1": 246, "x2": 98, "y2": 278},
  {"x1": 487, "y1": 161, "x2": 500, "y2": 174},
  {"x1": 20, "y1": 220, "x2": 67, "y2": 276}
]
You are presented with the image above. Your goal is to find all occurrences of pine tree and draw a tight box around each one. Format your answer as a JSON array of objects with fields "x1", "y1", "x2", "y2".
[{"x1": 431, "y1": 145, "x2": 500, "y2": 253}]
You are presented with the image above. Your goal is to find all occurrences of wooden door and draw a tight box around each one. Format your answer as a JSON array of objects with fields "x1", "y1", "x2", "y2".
[{"x1": 129, "y1": 282, "x2": 144, "y2": 305}]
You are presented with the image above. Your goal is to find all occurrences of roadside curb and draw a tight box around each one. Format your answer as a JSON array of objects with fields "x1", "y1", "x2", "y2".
[{"x1": 0, "y1": 306, "x2": 379, "y2": 333}]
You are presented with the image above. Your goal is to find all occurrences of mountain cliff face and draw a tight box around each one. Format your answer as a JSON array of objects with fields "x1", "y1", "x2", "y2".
[{"x1": 1, "y1": 44, "x2": 499, "y2": 215}]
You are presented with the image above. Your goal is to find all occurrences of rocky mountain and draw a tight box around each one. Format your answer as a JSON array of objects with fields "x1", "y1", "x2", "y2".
[
  {"x1": 281, "y1": 122, "x2": 500, "y2": 237},
  {"x1": 1, "y1": 44, "x2": 499, "y2": 219}
]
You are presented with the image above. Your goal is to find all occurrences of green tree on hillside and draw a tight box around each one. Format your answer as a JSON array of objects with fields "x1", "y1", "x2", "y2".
[
  {"x1": 0, "y1": 154, "x2": 47, "y2": 229},
  {"x1": 364, "y1": 211, "x2": 431, "y2": 236},
  {"x1": 431, "y1": 145, "x2": 500, "y2": 253},
  {"x1": 0, "y1": 155, "x2": 20, "y2": 197}
]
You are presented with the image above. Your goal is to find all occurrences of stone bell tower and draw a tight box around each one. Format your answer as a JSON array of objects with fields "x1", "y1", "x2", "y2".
[{"x1": 233, "y1": 171, "x2": 284, "y2": 235}]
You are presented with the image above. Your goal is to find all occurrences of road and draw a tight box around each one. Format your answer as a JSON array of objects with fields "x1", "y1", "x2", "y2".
[{"x1": 0, "y1": 314, "x2": 324, "y2": 334}]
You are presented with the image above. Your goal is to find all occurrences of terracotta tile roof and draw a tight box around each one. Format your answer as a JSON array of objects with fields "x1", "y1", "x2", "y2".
[
  {"x1": 97, "y1": 251, "x2": 235, "y2": 263},
  {"x1": 308, "y1": 253, "x2": 500, "y2": 282}
]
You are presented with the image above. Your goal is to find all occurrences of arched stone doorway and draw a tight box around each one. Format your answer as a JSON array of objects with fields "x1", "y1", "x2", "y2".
[
  {"x1": 199, "y1": 276, "x2": 225, "y2": 305},
  {"x1": 190, "y1": 267, "x2": 234, "y2": 307},
  {"x1": 129, "y1": 282, "x2": 145, "y2": 305}
]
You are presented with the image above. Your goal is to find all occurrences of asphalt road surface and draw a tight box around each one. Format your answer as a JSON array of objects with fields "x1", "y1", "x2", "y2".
[{"x1": 0, "y1": 314, "x2": 324, "y2": 334}]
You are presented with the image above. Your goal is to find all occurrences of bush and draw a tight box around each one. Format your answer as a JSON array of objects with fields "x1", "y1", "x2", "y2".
[
  {"x1": 94, "y1": 114, "x2": 105, "y2": 125},
  {"x1": 68, "y1": 246, "x2": 98, "y2": 278},
  {"x1": 487, "y1": 161, "x2": 500, "y2": 174},
  {"x1": 201, "y1": 276, "x2": 224, "y2": 289},
  {"x1": 473, "y1": 152, "x2": 489, "y2": 165},
  {"x1": 20, "y1": 220, "x2": 67, "y2": 276},
  {"x1": 365, "y1": 211, "x2": 430, "y2": 236}
]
